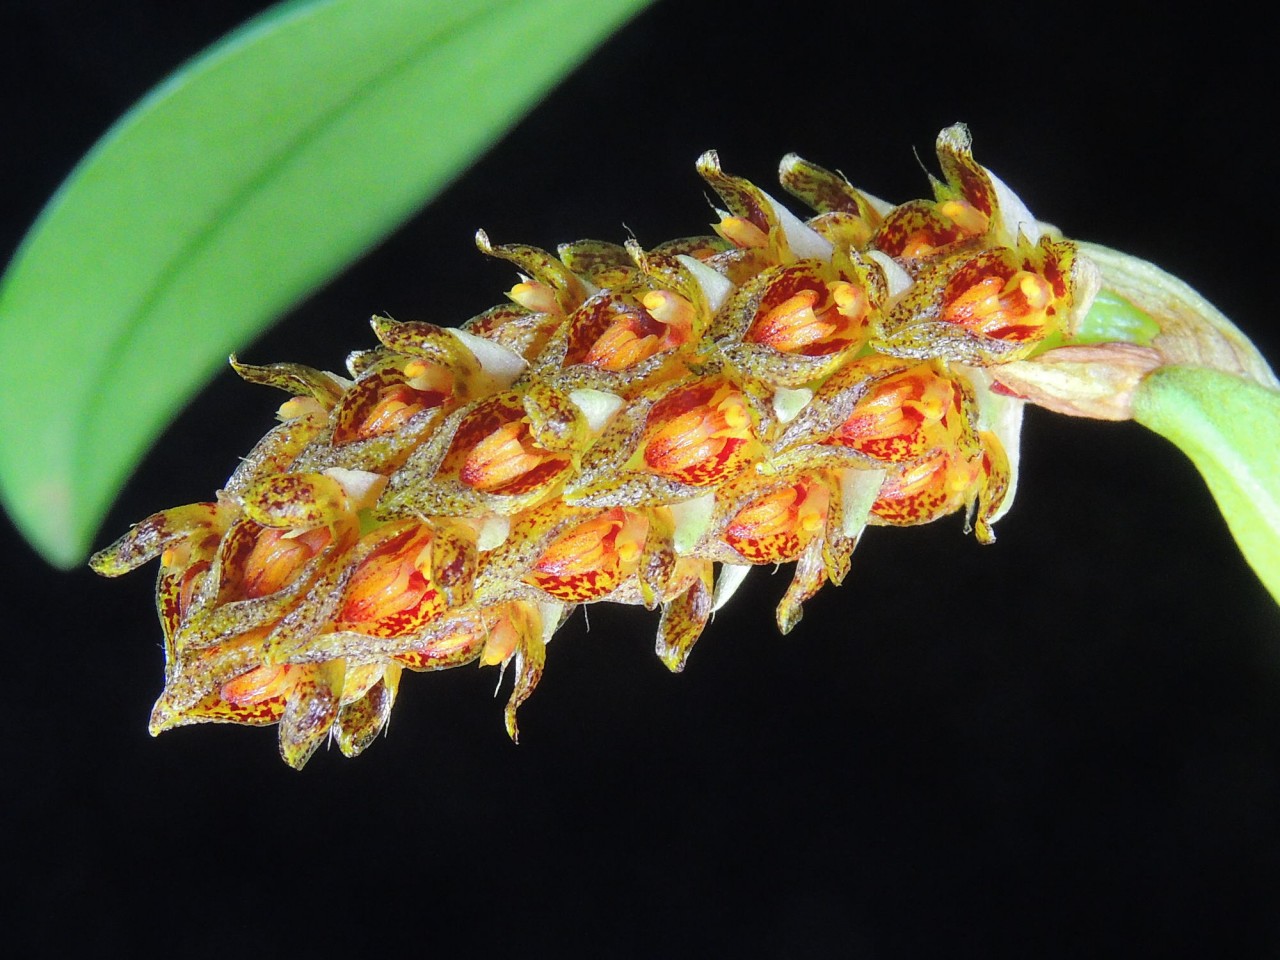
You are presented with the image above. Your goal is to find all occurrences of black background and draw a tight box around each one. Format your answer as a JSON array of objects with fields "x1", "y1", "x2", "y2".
[{"x1": 4, "y1": 2, "x2": 1279, "y2": 956}]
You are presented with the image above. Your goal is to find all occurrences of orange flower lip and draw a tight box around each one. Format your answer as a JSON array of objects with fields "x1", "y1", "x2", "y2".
[
  {"x1": 872, "y1": 448, "x2": 981, "y2": 526},
  {"x1": 336, "y1": 524, "x2": 444, "y2": 638},
  {"x1": 941, "y1": 252, "x2": 1054, "y2": 342},
  {"x1": 723, "y1": 480, "x2": 828, "y2": 564},
  {"x1": 582, "y1": 311, "x2": 667, "y2": 370},
  {"x1": 873, "y1": 201, "x2": 975, "y2": 259},
  {"x1": 747, "y1": 289, "x2": 833, "y2": 351},
  {"x1": 444, "y1": 397, "x2": 571, "y2": 496},
  {"x1": 641, "y1": 381, "x2": 757, "y2": 487},
  {"x1": 743, "y1": 270, "x2": 865, "y2": 357},
  {"x1": 237, "y1": 525, "x2": 332, "y2": 599},
  {"x1": 527, "y1": 508, "x2": 647, "y2": 602},
  {"x1": 460, "y1": 420, "x2": 549, "y2": 491},
  {"x1": 333, "y1": 364, "x2": 452, "y2": 445},
  {"x1": 221, "y1": 662, "x2": 298, "y2": 708},
  {"x1": 360, "y1": 383, "x2": 442, "y2": 437},
  {"x1": 566, "y1": 291, "x2": 694, "y2": 372},
  {"x1": 825, "y1": 364, "x2": 955, "y2": 463}
]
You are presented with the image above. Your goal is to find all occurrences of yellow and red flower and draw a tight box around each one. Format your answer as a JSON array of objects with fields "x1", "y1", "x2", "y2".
[{"x1": 92, "y1": 125, "x2": 1099, "y2": 766}]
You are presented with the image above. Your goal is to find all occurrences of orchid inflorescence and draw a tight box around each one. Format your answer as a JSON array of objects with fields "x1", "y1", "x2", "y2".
[{"x1": 92, "y1": 125, "x2": 1110, "y2": 768}]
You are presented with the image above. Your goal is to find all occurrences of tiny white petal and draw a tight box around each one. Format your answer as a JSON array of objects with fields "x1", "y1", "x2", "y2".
[
  {"x1": 536, "y1": 602, "x2": 564, "y2": 644},
  {"x1": 958, "y1": 365, "x2": 1024, "y2": 525},
  {"x1": 322, "y1": 468, "x2": 387, "y2": 512},
  {"x1": 1065, "y1": 252, "x2": 1102, "y2": 338},
  {"x1": 676, "y1": 254, "x2": 735, "y2": 314},
  {"x1": 772, "y1": 387, "x2": 813, "y2": 424},
  {"x1": 476, "y1": 515, "x2": 511, "y2": 552},
  {"x1": 985, "y1": 167, "x2": 1042, "y2": 245},
  {"x1": 568, "y1": 388, "x2": 626, "y2": 433},
  {"x1": 867, "y1": 251, "x2": 914, "y2": 297},
  {"x1": 859, "y1": 189, "x2": 895, "y2": 218},
  {"x1": 838, "y1": 468, "x2": 885, "y2": 538},
  {"x1": 669, "y1": 493, "x2": 716, "y2": 555},
  {"x1": 448, "y1": 329, "x2": 528, "y2": 387},
  {"x1": 712, "y1": 563, "x2": 753, "y2": 612},
  {"x1": 762, "y1": 190, "x2": 835, "y2": 261}
]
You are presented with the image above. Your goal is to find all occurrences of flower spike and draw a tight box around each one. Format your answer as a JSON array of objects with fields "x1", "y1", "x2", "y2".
[{"x1": 92, "y1": 126, "x2": 1115, "y2": 767}]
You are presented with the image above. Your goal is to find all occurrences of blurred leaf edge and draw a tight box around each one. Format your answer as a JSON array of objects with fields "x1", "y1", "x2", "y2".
[{"x1": 0, "y1": 0, "x2": 653, "y2": 569}]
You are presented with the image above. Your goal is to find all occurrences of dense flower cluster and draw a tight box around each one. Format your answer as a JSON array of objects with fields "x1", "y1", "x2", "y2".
[{"x1": 92, "y1": 126, "x2": 1099, "y2": 767}]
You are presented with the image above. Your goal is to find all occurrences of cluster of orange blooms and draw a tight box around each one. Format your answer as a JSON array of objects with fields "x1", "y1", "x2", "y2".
[{"x1": 92, "y1": 126, "x2": 1098, "y2": 767}]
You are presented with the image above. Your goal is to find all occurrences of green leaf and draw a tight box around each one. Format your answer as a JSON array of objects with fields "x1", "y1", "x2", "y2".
[
  {"x1": 1132, "y1": 365, "x2": 1280, "y2": 605},
  {"x1": 0, "y1": 0, "x2": 652, "y2": 569}
]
